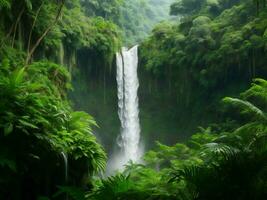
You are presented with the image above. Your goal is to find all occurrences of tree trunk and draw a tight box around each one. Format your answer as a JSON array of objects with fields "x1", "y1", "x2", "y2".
[
  {"x1": 11, "y1": 8, "x2": 25, "y2": 48},
  {"x1": 18, "y1": 22, "x2": 23, "y2": 50}
]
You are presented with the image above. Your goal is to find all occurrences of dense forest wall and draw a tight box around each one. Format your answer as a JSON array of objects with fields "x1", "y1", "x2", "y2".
[
  {"x1": 0, "y1": 0, "x2": 177, "y2": 154},
  {"x1": 138, "y1": 0, "x2": 267, "y2": 144},
  {"x1": 0, "y1": 0, "x2": 118, "y2": 197},
  {"x1": 2, "y1": 0, "x2": 267, "y2": 151}
]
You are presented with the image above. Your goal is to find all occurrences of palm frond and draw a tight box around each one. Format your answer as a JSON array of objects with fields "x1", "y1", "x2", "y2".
[{"x1": 200, "y1": 142, "x2": 240, "y2": 160}]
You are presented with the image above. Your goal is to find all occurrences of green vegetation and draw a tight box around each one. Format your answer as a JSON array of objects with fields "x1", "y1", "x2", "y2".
[
  {"x1": 139, "y1": 0, "x2": 267, "y2": 141},
  {"x1": 86, "y1": 78, "x2": 267, "y2": 200},
  {"x1": 0, "y1": 60, "x2": 106, "y2": 198},
  {"x1": 0, "y1": 0, "x2": 121, "y2": 67},
  {"x1": 0, "y1": 0, "x2": 118, "y2": 198},
  {"x1": 116, "y1": 0, "x2": 175, "y2": 45},
  {"x1": 1, "y1": 0, "x2": 267, "y2": 199}
]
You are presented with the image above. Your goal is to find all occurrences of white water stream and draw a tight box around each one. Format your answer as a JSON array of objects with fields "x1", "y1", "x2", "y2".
[
  {"x1": 61, "y1": 152, "x2": 68, "y2": 183},
  {"x1": 108, "y1": 45, "x2": 142, "y2": 172}
]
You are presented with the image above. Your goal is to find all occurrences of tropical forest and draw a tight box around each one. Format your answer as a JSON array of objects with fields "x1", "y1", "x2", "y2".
[{"x1": 1, "y1": 0, "x2": 267, "y2": 199}]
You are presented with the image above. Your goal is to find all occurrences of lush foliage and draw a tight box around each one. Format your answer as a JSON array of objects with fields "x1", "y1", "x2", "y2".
[
  {"x1": 0, "y1": 0, "x2": 121, "y2": 67},
  {"x1": 86, "y1": 79, "x2": 267, "y2": 200},
  {"x1": 116, "y1": 0, "x2": 175, "y2": 45},
  {"x1": 1, "y1": 0, "x2": 267, "y2": 199},
  {"x1": 0, "y1": 60, "x2": 106, "y2": 198},
  {"x1": 139, "y1": 0, "x2": 267, "y2": 139}
]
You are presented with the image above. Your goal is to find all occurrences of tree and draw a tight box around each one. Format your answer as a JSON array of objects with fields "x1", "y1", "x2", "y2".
[{"x1": 25, "y1": 0, "x2": 65, "y2": 64}]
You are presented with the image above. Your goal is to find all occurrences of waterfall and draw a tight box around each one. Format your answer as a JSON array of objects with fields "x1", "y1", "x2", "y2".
[
  {"x1": 61, "y1": 152, "x2": 68, "y2": 184},
  {"x1": 108, "y1": 45, "x2": 142, "y2": 172}
]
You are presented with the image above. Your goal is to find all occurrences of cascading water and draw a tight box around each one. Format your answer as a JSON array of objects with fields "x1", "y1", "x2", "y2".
[
  {"x1": 108, "y1": 45, "x2": 142, "y2": 172},
  {"x1": 61, "y1": 152, "x2": 68, "y2": 183}
]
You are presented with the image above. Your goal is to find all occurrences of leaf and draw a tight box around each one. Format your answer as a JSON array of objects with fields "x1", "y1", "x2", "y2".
[
  {"x1": 0, "y1": 0, "x2": 11, "y2": 9},
  {"x1": 18, "y1": 119, "x2": 39, "y2": 129},
  {"x1": 223, "y1": 97, "x2": 267, "y2": 122},
  {"x1": 12, "y1": 67, "x2": 26, "y2": 86},
  {"x1": 201, "y1": 142, "x2": 239, "y2": 159},
  {"x1": 4, "y1": 123, "x2": 13, "y2": 136},
  {"x1": 0, "y1": 157, "x2": 16, "y2": 172},
  {"x1": 53, "y1": 186, "x2": 85, "y2": 200},
  {"x1": 24, "y1": 0, "x2": 32, "y2": 10}
]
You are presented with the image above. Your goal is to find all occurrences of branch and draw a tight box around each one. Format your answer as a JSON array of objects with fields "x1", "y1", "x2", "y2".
[
  {"x1": 0, "y1": 7, "x2": 25, "y2": 49},
  {"x1": 27, "y1": 2, "x2": 44, "y2": 56},
  {"x1": 11, "y1": 7, "x2": 25, "y2": 47},
  {"x1": 25, "y1": 0, "x2": 65, "y2": 65}
]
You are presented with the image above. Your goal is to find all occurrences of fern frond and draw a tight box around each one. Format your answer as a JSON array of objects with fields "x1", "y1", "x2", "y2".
[
  {"x1": 89, "y1": 174, "x2": 134, "y2": 200},
  {"x1": 232, "y1": 122, "x2": 267, "y2": 146},
  {"x1": 169, "y1": 164, "x2": 207, "y2": 185},
  {"x1": 213, "y1": 132, "x2": 243, "y2": 147},
  {"x1": 223, "y1": 97, "x2": 267, "y2": 122},
  {"x1": 242, "y1": 78, "x2": 267, "y2": 102},
  {"x1": 53, "y1": 186, "x2": 85, "y2": 200},
  {"x1": 234, "y1": 122, "x2": 262, "y2": 135},
  {"x1": 0, "y1": 0, "x2": 11, "y2": 8},
  {"x1": 200, "y1": 142, "x2": 240, "y2": 159},
  {"x1": 248, "y1": 133, "x2": 267, "y2": 153}
]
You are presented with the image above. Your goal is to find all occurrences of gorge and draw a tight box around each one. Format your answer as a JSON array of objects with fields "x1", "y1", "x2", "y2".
[{"x1": 1, "y1": 0, "x2": 267, "y2": 199}]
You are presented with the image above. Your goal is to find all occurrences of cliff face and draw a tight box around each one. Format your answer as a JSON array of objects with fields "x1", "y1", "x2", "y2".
[
  {"x1": 69, "y1": 50, "x2": 120, "y2": 154},
  {"x1": 69, "y1": 52, "x2": 207, "y2": 154}
]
